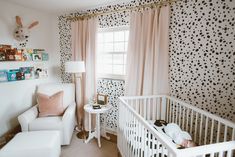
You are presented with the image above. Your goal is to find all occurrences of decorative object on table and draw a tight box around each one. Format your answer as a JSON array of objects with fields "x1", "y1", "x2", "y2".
[
  {"x1": 32, "y1": 53, "x2": 42, "y2": 61},
  {"x1": 97, "y1": 94, "x2": 108, "y2": 105},
  {"x1": 0, "y1": 70, "x2": 8, "y2": 82},
  {"x1": 13, "y1": 16, "x2": 39, "y2": 47},
  {"x1": 65, "y1": 61, "x2": 86, "y2": 139},
  {"x1": 20, "y1": 67, "x2": 34, "y2": 79},
  {"x1": 7, "y1": 69, "x2": 19, "y2": 81},
  {"x1": 92, "y1": 105, "x2": 101, "y2": 109}
]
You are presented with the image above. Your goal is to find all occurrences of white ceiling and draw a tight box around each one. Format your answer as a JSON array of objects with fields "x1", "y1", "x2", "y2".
[{"x1": 4, "y1": 0, "x2": 132, "y2": 15}]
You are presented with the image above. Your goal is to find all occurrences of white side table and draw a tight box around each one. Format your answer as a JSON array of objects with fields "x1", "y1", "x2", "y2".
[{"x1": 84, "y1": 104, "x2": 112, "y2": 148}]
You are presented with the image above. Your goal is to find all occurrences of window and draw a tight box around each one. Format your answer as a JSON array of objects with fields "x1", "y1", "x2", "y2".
[{"x1": 97, "y1": 27, "x2": 129, "y2": 79}]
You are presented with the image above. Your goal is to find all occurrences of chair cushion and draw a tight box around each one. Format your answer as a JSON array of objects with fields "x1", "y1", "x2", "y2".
[
  {"x1": 37, "y1": 91, "x2": 64, "y2": 117},
  {"x1": 29, "y1": 116, "x2": 63, "y2": 131},
  {"x1": 37, "y1": 83, "x2": 75, "y2": 109}
]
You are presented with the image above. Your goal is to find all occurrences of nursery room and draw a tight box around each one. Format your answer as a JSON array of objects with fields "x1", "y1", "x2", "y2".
[{"x1": 0, "y1": 0, "x2": 234, "y2": 156}]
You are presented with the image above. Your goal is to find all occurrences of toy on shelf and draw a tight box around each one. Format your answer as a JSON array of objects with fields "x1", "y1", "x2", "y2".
[
  {"x1": 34, "y1": 64, "x2": 48, "y2": 79},
  {"x1": 20, "y1": 67, "x2": 34, "y2": 80},
  {"x1": 0, "y1": 65, "x2": 48, "y2": 83},
  {"x1": 0, "y1": 44, "x2": 49, "y2": 62},
  {"x1": 0, "y1": 70, "x2": 8, "y2": 82},
  {"x1": 7, "y1": 69, "x2": 20, "y2": 81}
]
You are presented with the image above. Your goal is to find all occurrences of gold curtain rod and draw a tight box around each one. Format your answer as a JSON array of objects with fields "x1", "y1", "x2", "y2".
[{"x1": 67, "y1": 0, "x2": 179, "y2": 21}]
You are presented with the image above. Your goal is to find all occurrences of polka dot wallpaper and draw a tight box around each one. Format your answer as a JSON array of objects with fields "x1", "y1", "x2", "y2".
[
  {"x1": 58, "y1": 0, "x2": 235, "y2": 131},
  {"x1": 169, "y1": 0, "x2": 235, "y2": 122}
]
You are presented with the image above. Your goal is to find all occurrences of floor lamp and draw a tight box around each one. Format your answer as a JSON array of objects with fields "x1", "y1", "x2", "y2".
[{"x1": 65, "y1": 61, "x2": 87, "y2": 139}]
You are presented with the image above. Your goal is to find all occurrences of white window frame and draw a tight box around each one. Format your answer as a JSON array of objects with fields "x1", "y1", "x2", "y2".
[{"x1": 96, "y1": 26, "x2": 129, "y2": 80}]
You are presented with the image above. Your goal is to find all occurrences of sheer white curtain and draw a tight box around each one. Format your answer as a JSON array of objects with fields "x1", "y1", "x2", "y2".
[
  {"x1": 125, "y1": 5, "x2": 170, "y2": 96},
  {"x1": 71, "y1": 17, "x2": 97, "y2": 130}
]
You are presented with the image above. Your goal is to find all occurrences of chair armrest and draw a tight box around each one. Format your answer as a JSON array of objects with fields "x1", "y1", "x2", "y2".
[
  {"x1": 18, "y1": 105, "x2": 39, "y2": 132},
  {"x1": 62, "y1": 102, "x2": 76, "y2": 122},
  {"x1": 62, "y1": 102, "x2": 76, "y2": 145}
]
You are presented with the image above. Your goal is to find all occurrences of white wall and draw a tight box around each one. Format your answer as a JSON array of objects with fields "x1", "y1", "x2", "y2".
[{"x1": 0, "y1": 0, "x2": 61, "y2": 136}]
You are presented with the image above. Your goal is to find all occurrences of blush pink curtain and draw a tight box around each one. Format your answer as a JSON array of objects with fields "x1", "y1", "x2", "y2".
[
  {"x1": 125, "y1": 5, "x2": 170, "y2": 96},
  {"x1": 71, "y1": 17, "x2": 97, "y2": 130}
]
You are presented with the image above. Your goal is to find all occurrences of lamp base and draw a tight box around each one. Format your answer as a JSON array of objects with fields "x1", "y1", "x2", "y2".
[{"x1": 76, "y1": 130, "x2": 88, "y2": 139}]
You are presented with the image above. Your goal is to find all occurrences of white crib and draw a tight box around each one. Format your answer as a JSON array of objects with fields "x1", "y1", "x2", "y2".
[{"x1": 118, "y1": 95, "x2": 235, "y2": 157}]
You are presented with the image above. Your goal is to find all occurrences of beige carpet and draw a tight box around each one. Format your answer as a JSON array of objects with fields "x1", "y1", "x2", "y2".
[{"x1": 61, "y1": 132, "x2": 118, "y2": 157}]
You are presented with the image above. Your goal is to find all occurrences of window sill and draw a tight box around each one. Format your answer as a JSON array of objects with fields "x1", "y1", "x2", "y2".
[{"x1": 97, "y1": 74, "x2": 125, "y2": 81}]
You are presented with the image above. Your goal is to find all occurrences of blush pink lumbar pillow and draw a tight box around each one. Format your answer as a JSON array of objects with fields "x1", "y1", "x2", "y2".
[{"x1": 37, "y1": 91, "x2": 65, "y2": 117}]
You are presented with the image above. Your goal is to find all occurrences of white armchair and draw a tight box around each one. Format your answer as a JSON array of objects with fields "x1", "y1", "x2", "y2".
[{"x1": 18, "y1": 83, "x2": 76, "y2": 145}]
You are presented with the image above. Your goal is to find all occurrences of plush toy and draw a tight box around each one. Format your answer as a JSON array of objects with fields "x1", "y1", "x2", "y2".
[
  {"x1": 13, "y1": 16, "x2": 39, "y2": 42},
  {"x1": 164, "y1": 123, "x2": 197, "y2": 148}
]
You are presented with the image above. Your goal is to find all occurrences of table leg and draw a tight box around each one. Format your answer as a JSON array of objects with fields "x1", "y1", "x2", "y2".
[
  {"x1": 85, "y1": 113, "x2": 94, "y2": 143},
  {"x1": 101, "y1": 113, "x2": 110, "y2": 140},
  {"x1": 97, "y1": 113, "x2": 101, "y2": 148},
  {"x1": 89, "y1": 113, "x2": 91, "y2": 134}
]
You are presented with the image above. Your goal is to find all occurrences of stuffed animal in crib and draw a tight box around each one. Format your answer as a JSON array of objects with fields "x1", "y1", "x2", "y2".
[
  {"x1": 13, "y1": 16, "x2": 39, "y2": 42},
  {"x1": 164, "y1": 123, "x2": 197, "y2": 148}
]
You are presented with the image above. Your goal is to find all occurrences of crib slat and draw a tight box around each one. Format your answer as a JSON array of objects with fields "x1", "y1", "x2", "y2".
[
  {"x1": 125, "y1": 107, "x2": 128, "y2": 157},
  {"x1": 152, "y1": 98, "x2": 156, "y2": 120},
  {"x1": 232, "y1": 128, "x2": 235, "y2": 141},
  {"x1": 194, "y1": 112, "x2": 198, "y2": 141},
  {"x1": 156, "y1": 140, "x2": 159, "y2": 157},
  {"x1": 186, "y1": 107, "x2": 189, "y2": 132},
  {"x1": 219, "y1": 151, "x2": 223, "y2": 157},
  {"x1": 190, "y1": 110, "x2": 194, "y2": 135},
  {"x1": 133, "y1": 116, "x2": 136, "y2": 157},
  {"x1": 172, "y1": 101, "x2": 175, "y2": 123},
  {"x1": 127, "y1": 110, "x2": 130, "y2": 157},
  {"x1": 157, "y1": 98, "x2": 160, "y2": 120},
  {"x1": 175, "y1": 102, "x2": 179, "y2": 124},
  {"x1": 227, "y1": 150, "x2": 232, "y2": 157},
  {"x1": 168, "y1": 100, "x2": 172, "y2": 123},
  {"x1": 161, "y1": 97, "x2": 167, "y2": 120},
  {"x1": 148, "y1": 130, "x2": 151, "y2": 157},
  {"x1": 217, "y1": 122, "x2": 221, "y2": 143},
  {"x1": 199, "y1": 114, "x2": 203, "y2": 145},
  {"x1": 182, "y1": 106, "x2": 185, "y2": 130},
  {"x1": 141, "y1": 125, "x2": 145, "y2": 157},
  {"x1": 147, "y1": 98, "x2": 151, "y2": 120},
  {"x1": 143, "y1": 99, "x2": 147, "y2": 120},
  {"x1": 204, "y1": 116, "x2": 209, "y2": 145},
  {"x1": 210, "y1": 119, "x2": 215, "y2": 144},
  {"x1": 151, "y1": 132, "x2": 154, "y2": 157},
  {"x1": 135, "y1": 99, "x2": 139, "y2": 114},
  {"x1": 179, "y1": 104, "x2": 182, "y2": 127},
  {"x1": 166, "y1": 98, "x2": 171, "y2": 123},
  {"x1": 224, "y1": 125, "x2": 227, "y2": 142}
]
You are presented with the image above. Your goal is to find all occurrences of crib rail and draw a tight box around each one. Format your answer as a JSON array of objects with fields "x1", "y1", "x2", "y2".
[
  {"x1": 118, "y1": 95, "x2": 235, "y2": 157},
  {"x1": 118, "y1": 96, "x2": 177, "y2": 157}
]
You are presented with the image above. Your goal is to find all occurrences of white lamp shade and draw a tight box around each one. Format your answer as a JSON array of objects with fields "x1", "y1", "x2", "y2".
[{"x1": 65, "y1": 61, "x2": 85, "y2": 73}]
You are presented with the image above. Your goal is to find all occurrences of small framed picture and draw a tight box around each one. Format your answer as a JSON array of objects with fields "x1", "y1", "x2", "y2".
[
  {"x1": 32, "y1": 53, "x2": 42, "y2": 61},
  {"x1": 97, "y1": 94, "x2": 108, "y2": 105}
]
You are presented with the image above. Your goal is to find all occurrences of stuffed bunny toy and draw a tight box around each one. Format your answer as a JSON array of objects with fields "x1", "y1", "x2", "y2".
[{"x1": 13, "y1": 16, "x2": 39, "y2": 42}]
